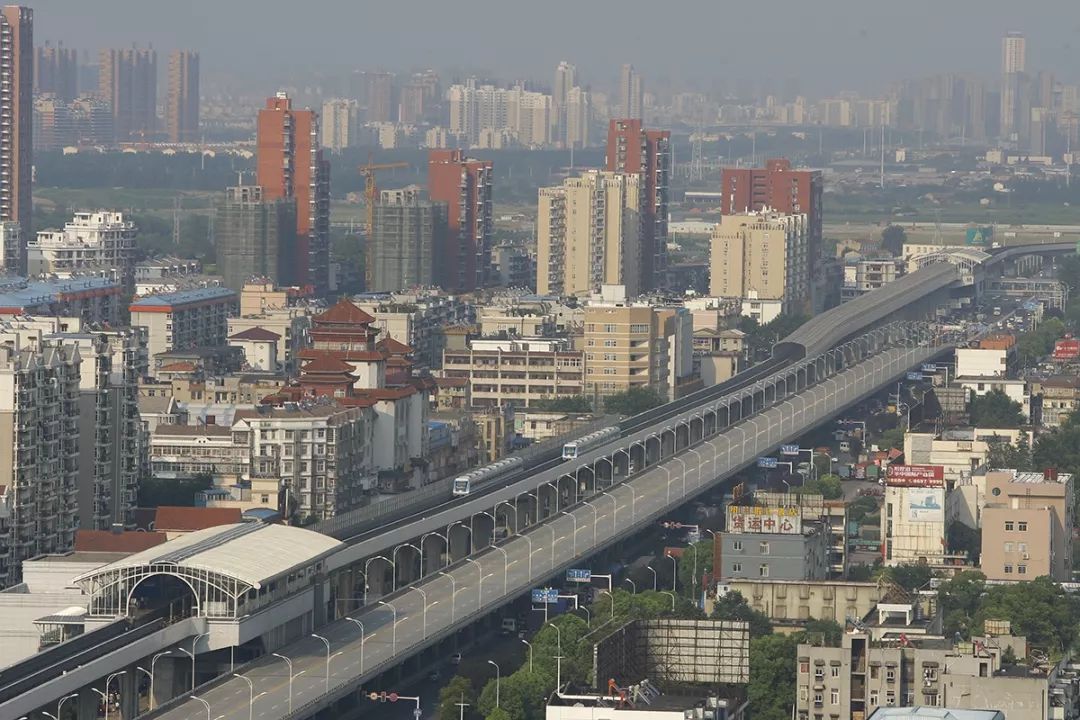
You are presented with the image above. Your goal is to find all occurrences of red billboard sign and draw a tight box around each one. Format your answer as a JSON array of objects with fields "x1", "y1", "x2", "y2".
[
  {"x1": 1053, "y1": 339, "x2": 1080, "y2": 361},
  {"x1": 886, "y1": 464, "x2": 944, "y2": 487}
]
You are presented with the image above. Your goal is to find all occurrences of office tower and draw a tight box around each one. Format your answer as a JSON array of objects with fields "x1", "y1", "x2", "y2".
[
  {"x1": 553, "y1": 60, "x2": 576, "y2": 141},
  {"x1": 619, "y1": 63, "x2": 643, "y2": 120},
  {"x1": 720, "y1": 158, "x2": 822, "y2": 297},
  {"x1": 256, "y1": 93, "x2": 330, "y2": 295},
  {"x1": 709, "y1": 209, "x2": 809, "y2": 313},
  {"x1": 1001, "y1": 31, "x2": 1026, "y2": 138},
  {"x1": 166, "y1": 50, "x2": 199, "y2": 143},
  {"x1": 366, "y1": 71, "x2": 395, "y2": 122},
  {"x1": 321, "y1": 98, "x2": 360, "y2": 152},
  {"x1": 0, "y1": 333, "x2": 81, "y2": 586},
  {"x1": 34, "y1": 42, "x2": 76, "y2": 101},
  {"x1": 33, "y1": 94, "x2": 73, "y2": 150},
  {"x1": 428, "y1": 149, "x2": 493, "y2": 292},
  {"x1": 368, "y1": 185, "x2": 446, "y2": 292},
  {"x1": 0, "y1": 6, "x2": 30, "y2": 273},
  {"x1": 536, "y1": 170, "x2": 642, "y2": 297},
  {"x1": 216, "y1": 185, "x2": 298, "y2": 291},
  {"x1": 99, "y1": 47, "x2": 157, "y2": 142},
  {"x1": 565, "y1": 86, "x2": 590, "y2": 149},
  {"x1": 606, "y1": 119, "x2": 670, "y2": 291}
]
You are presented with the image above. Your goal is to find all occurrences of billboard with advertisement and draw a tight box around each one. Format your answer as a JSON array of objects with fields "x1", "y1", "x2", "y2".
[
  {"x1": 904, "y1": 487, "x2": 945, "y2": 522},
  {"x1": 726, "y1": 505, "x2": 802, "y2": 534},
  {"x1": 886, "y1": 464, "x2": 944, "y2": 487},
  {"x1": 1054, "y1": 338, "x2": 1080, "y2": 361}
]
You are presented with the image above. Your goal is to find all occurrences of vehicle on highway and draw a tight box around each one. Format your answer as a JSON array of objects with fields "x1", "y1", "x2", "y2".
[{"x1": 561, "y1": 426, "x2": 620, "y2": 460}]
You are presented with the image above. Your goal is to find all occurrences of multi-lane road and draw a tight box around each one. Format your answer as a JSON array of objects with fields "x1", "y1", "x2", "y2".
[{"x1": 153, "y1": 340, "x2": 942, "y2": 720}]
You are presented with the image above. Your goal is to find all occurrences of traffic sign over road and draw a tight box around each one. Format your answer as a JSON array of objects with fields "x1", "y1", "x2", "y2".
[
  {"x1": 756, "y1": 457, "x2": 778, "y2": 469},
  {"x1": 566, "y1": 568, "x2": 592, "y2": 583}
]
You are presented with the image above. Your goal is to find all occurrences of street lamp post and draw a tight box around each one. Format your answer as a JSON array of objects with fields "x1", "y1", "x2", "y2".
[
  {"x1": 562, "y1": 511, "x2": 578, "y2": 554},
  {"x1": 493, "y1": 545, "x2": 509, "y2": 594},
  {"x1": 600, "y1": 589, "x2": 615, "y2": 620},
  {"x1": 143, "y1": 650, "x2": 172, "y2": 710},
  {"x1": 346, "y1": 618, "x2": 366, "y2": 673},
  {"x1": 421, "y1": 531, "x2": 450, "y2": 569},
  {"x1": 271, "y1": 653, "x2": 305, "y2": 713},
  {"x1": 414, "y1": 587, "x2": 433, "y2": 639},
  {"x1": 667, "y1": 553, "x2": 678, "y2": 592},
  {"x1": 522, "y1": 639, "x2": 533, "y2": 672},
  {"x1": 232, "y1": 674, "x2": 257, "y2": 720},
  {"x1": 192, "y1": 695, "x2": 211, "y2": 720},
  {"x1": 393, "y1": 542, "x2": 422, "y2": 588},
  {"x1": 582, "y1": 500, "x2": 598, "y2": 544},
  {"x1": 312, "y1": 634, "x2": 342, "y2": 692},
  {"x1": 520, "y1": 533, "x2": 533, "y2": 579},
  {"x1": 179, "y1": 632, "x2": 209, "y2": 692},
  {"x1": 647, "y1": 565, "x2": 658, "y2": 591},
  {"x1": 488, "y1": 660, "x2": 501, "y2": 708},
  {"x1": 624, "y1": 577, "x2": 636, "y2": 594},
  {"x1": 378, "y1": 600, "x2": 399, "y2": 653},
  {"x1": 661, "y1": 591, "x2": 677, "y2": 611},
  {"x1": 363, "y1": 555, "x2": 395, "y2": 604},
  {"x1": 465, "y1": 557, "x2": 484, "y2": 608},
  {"x1": 438, "y1": 571, "x2": 458, "y2": 623}
]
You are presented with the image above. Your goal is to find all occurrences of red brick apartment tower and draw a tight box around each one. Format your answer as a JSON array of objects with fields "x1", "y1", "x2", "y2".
[
  {"x1": 256, "y1": 93, "x2": 330, "y2": 295},
  {"x1": 427, "y1": 149, "x2": 493, "y2": 292},
  {"x1": 720, "y1": 158, "x2": 823, "y2": 277},
  {"x1": 606, "y1": 119, "x2": 671, "y2": 291},
  {"x1": 0, "y1": 6, "x2": 31, "y2": 273}
]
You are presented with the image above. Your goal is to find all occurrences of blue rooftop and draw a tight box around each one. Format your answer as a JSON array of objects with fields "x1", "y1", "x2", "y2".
[
  {"x1": 131, "y1": 286, "x2": 237, "y2": 307},
  {"x1": 0, "y1": 276, "x2": 121, "y2": 310}
]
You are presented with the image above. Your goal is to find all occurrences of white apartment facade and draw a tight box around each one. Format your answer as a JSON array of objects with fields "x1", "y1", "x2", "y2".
[{"x1": 28, "y1": 211, "x2": 137, "y2": 285}]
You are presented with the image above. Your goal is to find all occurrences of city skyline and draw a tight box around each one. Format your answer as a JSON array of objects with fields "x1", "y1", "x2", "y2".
[{"x1": 21, "y1": 0, "x2": 1080, "y2": 95}]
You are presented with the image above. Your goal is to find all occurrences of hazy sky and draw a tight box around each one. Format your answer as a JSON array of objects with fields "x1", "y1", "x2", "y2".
[{"x1": 26, "y1": 0, "x2": 1080, "y2": 94}]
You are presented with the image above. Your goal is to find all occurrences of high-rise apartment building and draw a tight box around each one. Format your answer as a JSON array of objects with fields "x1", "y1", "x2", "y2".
[
  {"x1": 536, "y1": 170, "x2": 642, "y2": 297},
  {"x1": 320, "y1": 98, "x2": 360, "y2": 152},
  {"x1": 166, "y1": 50, "x2": 199, "y2": 143},
  {"x1": 606, "y1": 119, "x2": 670, "y2": 291},
  {"x1": 34, "y1": 42, "x2": 76, "y2": 101},
  {"x1": 553, "y1": 60, "x2": 576, "y2": 141},
  {"x1": 99, "y1": 47, "x2": 157, "y2": 142},
  {"x1": 368, "y1": 185, "x2": 446, "y2": 293},
  {"x1": 565, "y1": 86, "x2": 590, "y2": 149},
  {"x1": 720, "y1": 158, "x2": 823, "y2": 300},
  {"x1": 1001, "y1": 31, "x2": 1026, "y2": 139},
  {"x1": 365, "y1": 71, "x2": 395, "y2": 122},
  {"x1": 256, "y1": 92, "x2": 330, "y2": 295},
  {"x1": 583, "y1": 300, "x2": 677, "y2": 400},
  {"x1": 0, "y1": 5, "x2": 31, "y2": 273},
  {"x1": 709, "y1": 209, "x2": 810, "y2": 313},
  {"x1": 216, "y1": 185, "x2": 298, "y2": 291},
  {"x1": 0, "y1": 331, "x2": 81, "y2": 586},
  {"x1": 618, "y1": 63, "x2": 643, "y2": 120},
  {"x1": 0, "y1": 221, "x2": 19, "y2": 272},
  {"x1": 28, "y1": 210, "x2": 137, "y2": 288},
  {"x1": 428, "y1": 149, "x2": 493, "y2": 292},
  {"x1": 979, "y1": 469, "x2": 1074, "y2": 582}
]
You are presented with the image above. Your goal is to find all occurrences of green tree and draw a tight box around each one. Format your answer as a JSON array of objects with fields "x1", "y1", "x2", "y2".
[
  {"x1": 799, "y1": 473, "x2": 843, "y2": 499},
  {"x1": 986, "y1": 435, "x2": 1034, "y2": 471},
  {"x1": 875, "y1": 426, "x2": 906, "y2": 452},
  {"x1": 438, "y1": 676, "x2": 476, "y2": 720},
  {"x1": 138, "y1": 473, "x2": 213, "y2": 507},
  {"x1": 748, "y1": 633, "x2": 799, "y2": 720},
  {"x1": 968, "y1": 389, "x2": 1024, "y2": 427},
  {"x1": 881, "y1": 225, "x2": 907, "y2": 256},
  {"x1": 799, "y1": 619, "x2": 844, "y2": 647},
  {"x1": 974, "y1": 576, "x2": 1080, "y2": 651},
  {"x1": 947, "y1": 522, "x2": 982, "y2": 563},
  {"x1": 711, "y1": 590, "x2": 773, "y2": 638},
  {"x1": 847, "y1": 495, "x2": 880, "y2": 523},
  {"x1": 676, "y1": 541, "x2": 714, "y2": 599},
  {"x1": 602, "y1": 387, "x2": 665, "y2": 416},
  {"x1": 937, "y1": 570, "x2": 986, "y2": 639},
  {"x1": 878, "y1": 563, "x2": 934, "y2": 592},
  {"x1": 532, "y1": 396, "x2": 594, "y2": 413},
  {"x1": 847, "y1": 563, "x2": 874, "y2": 581}
]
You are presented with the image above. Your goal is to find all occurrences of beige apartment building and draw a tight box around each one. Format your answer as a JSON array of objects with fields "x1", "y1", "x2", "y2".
[
  {"x1": 129, "y1": 286, "x2": 239, "y2": 366},
  {"x1": 441, "y1": 337, "x2": 585, "y2": 409},
  {"x1": 536, "y1": 170, "x2": 642, "y2": 297},
  {"x1": 28, "y1": 211, "x2": 137, "y2": 286},
  {"x1": 796, "y1": 618, "x2": 1076, "y2": 720},
  {"x1": 979, "y1": 469, "x2": 1074, "y2": 582},
  {"x1": 723, "y1": 579, "x2": 893, "y2": 629},
  {"x1": 583, "y1": 302, "x2": 670, "y2": 399},
  {"x1": 709, "y1": 209, "x2": 809, "y2": 313},
  {"x1": 227, "y1": 311, "x2": 310, "y2": 373}
]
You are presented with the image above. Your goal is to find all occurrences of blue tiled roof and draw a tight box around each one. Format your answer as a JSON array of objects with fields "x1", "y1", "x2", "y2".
[
  {"x1": 130, "y1": 286, "x2": 237, "y2": 307},
  {"x1": 0, "y1": 276, "x2": 122, "y2": 309}
]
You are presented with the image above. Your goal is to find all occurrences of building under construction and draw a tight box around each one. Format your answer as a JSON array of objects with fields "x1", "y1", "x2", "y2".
[
  {"x1": 215, "y1": 185, "x2": 297, "y2": 292},
  {"x1": 367, "y1": 185, "x2": 446, "y2": 293}
]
